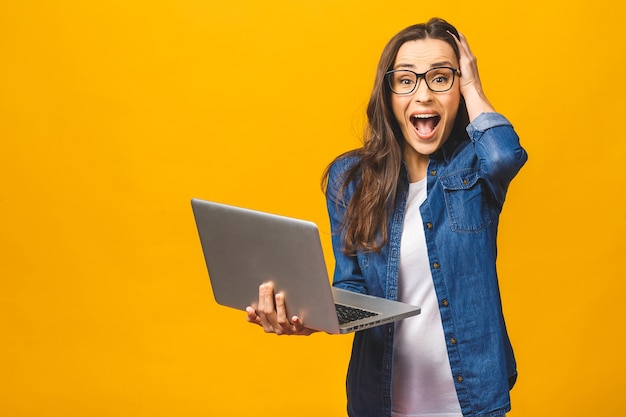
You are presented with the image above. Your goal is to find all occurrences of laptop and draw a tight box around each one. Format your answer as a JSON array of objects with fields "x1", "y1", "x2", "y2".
[{"x1": 191, "y1": 198, "x2": 420, "y2": 334}]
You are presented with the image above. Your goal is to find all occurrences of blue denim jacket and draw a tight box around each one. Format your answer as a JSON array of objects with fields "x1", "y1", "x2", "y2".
[{"x1": 325, "y1": 113, "x2": 528, "y2": 417}]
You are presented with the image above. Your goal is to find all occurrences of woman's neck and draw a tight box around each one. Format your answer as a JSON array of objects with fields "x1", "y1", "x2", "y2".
[{"x1": 403, "y1": 151, "x2": 429, "y2": 183}]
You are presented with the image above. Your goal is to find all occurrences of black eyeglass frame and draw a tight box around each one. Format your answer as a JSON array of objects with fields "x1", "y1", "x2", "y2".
[{"x1": 385, "y1": 67, "x2": 460, "y2": 94}]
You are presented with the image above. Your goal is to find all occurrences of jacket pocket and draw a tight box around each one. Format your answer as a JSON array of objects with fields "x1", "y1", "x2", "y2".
[{"x1": 440, "y1": 169, "x2": 492, "y2": 232}]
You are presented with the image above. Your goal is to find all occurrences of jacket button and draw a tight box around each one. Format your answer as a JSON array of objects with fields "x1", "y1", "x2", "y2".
[
  {"x1": 450, "y1": 338, "x2": 457, "y2": 345},
  {"x1": 456, "y1": 376, "x2": 464, "y2": 383},
  {"x1": 433, "y1": 262, "x2": 440, "y2": 269},
  {"x1": 430, "y1": 170, "x2": 437, "y2": 176},
  {"x1": 462, "y1": 178, "x2": 468, "y2": 185},
  {"x1": 426, "y1": 222, "x2": 433, "y2": 230},
  {"x1": 442, "y1": 299, "x2": 449, "y2": 307}
]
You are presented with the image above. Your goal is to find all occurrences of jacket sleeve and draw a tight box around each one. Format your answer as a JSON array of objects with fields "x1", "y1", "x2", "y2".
[
  {"x1": 325, "y1": 158, "x2": 368, "y2": 295},
  {"x1": 467, "y1": 112, "x2": 528, "y2": 206}
]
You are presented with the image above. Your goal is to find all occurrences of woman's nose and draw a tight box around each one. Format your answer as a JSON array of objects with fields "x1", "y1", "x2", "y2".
[{"x1": 414, "y1": 78, "x2": 433, "y2": 102}]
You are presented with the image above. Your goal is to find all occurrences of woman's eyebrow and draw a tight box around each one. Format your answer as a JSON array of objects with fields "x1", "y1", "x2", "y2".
[
  {"x1": 394, "y1": 61, "x2": 455, "y2": 70},
  {"x1": 430, "y1": 61, "x2": 454, "y2": 68}
]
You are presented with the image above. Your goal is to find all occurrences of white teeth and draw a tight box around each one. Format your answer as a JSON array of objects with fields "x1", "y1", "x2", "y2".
[{"x1": 413, "y1": 114, "x2": 437, "y2": 119}]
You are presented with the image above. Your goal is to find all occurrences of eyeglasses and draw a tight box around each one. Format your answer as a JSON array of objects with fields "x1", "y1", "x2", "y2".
[{"x1": 385, "y1": 67, "x2": 459, "y2": 94}]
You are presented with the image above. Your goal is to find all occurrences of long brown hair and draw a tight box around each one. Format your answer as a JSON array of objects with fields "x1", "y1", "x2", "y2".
[{"x1": 322, "y1": 18, "x2": 469, "y2": 254}]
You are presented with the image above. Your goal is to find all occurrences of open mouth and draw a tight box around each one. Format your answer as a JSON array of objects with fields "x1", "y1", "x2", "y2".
[{"x1": 411, "y1": 113, "x2": 441, "y2": 136}]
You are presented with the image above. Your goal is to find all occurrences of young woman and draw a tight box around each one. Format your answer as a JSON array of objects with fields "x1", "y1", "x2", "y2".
[{"x1": 246, "y1": 18, "x2": 528, "y2": 417}]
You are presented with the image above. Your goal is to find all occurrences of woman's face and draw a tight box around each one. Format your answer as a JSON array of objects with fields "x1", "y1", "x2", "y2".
[{"x1": 390, "y1": 38, "x2": 461, "y2": 173}]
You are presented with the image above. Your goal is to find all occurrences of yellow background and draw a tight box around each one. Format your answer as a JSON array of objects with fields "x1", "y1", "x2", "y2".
[{"x1": 1, "y1": 1, "x2": 624, "y2": 416}]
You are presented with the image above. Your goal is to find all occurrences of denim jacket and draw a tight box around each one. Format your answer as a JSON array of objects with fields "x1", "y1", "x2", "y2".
[{"x1": 325, "y1": 113, "x2": 528, "y2": 417}]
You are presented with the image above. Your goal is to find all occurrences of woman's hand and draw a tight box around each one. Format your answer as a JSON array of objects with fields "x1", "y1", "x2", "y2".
[
  {"x1": 246, "y1": 282, "x2": 317, "y2": 336},
  {"x1": 448, "y1": 30, "x2": 495, "y2": 121}
]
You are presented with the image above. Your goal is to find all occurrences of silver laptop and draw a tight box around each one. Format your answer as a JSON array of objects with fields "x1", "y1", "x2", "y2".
[{"x1": 191, "y1": 198, "x2": 420, "y2": 334}]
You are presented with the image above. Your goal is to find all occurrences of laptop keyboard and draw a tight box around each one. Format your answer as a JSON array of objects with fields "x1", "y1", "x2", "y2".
[{"x1": 335, "y1": 303, "x2": 379, "y2": 325}]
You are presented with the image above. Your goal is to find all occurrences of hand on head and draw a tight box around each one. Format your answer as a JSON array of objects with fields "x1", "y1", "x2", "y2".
[
  {"x1": 447, "y1": 30, "x2": 495, "y2": 119},
  {"x1": 246, "y1": 282, "x2": 317, "y2": 336}
]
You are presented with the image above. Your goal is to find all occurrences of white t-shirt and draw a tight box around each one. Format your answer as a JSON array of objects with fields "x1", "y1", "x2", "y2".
[{"x1": 391, "y1": 178, "x2": 463, "y2": 417}]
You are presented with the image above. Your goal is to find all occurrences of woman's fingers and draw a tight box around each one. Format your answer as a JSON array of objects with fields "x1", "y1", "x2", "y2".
[
  {"x1": 448, "y1": 31, "x2": 478, "y2": 86},
  {"x1": 256, "y1": 282, "x2": 293, "y2": 334},
  {"x1": 245, "y1": 306, "x2": 261, "y2": 326},
  {"x1": 292, "y1": 316, "x2": 316, "y2": 336},
  {"x1": 273, "y1": 292, "x2": 293, "y2": 335},
  {"x1": 245, "y1": 282, "x2": 317, "y2": 336},
  {"x1": 448, "y1": 30, "x2": 494, "y2": 118},
  {"x1": 257, "y1": 282, "x2": 278, "y2": 332}
]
